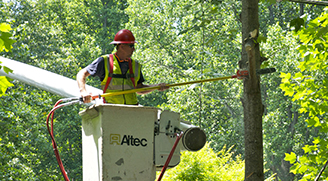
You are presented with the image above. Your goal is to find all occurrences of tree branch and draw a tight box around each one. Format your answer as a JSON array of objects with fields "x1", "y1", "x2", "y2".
[
  {"x1": 315, "y1": 159, "x2": 328, "y2": 181},
  {"x1": 217, "y1": 95, "x2": 238, "y2": 118},
  {"x1": 286, "y1": 0, "x2": 328, "y2": 6}
]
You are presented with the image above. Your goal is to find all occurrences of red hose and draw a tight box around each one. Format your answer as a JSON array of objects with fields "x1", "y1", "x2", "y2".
[
  {"x1": 157, "y1": 132, "x2": 183, "y2": 181},
  {"x1": 46, "y1": 99, "x2": 78, "y2": 181}
]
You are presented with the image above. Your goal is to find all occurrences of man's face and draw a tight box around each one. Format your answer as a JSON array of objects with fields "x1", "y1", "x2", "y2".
[{"x1": 121, "y1": 44, "x2": 135, "y2": 57}]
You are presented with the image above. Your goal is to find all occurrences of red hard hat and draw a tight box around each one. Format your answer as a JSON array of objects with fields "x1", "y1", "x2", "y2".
[{"x1": 110, "y1": 29, "x2": 138, "y2": 44}]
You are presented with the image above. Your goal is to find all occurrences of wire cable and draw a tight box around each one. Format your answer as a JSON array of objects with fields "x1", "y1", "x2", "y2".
[
  {"x1": 46, "y1": 99, "x2": 79, "y2": 181},
  {"x1": 157, "y1": 131, "x2": 184, "y2": 181}
]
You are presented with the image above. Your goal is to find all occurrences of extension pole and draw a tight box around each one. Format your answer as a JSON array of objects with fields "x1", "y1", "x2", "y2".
[
  {"x1": 99, "y1": 75, "x2": 234, "y2": 99},
  {"x1": 91, "y1": 68, "x2": 275, "y2": 100}
]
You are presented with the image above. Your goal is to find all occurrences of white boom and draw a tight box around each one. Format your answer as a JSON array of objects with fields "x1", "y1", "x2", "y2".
[{"x1": 0, "y1": 56, "x2": 102, "y2": 99}]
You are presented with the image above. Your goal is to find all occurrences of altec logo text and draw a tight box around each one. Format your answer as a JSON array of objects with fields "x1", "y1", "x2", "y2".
[{"x1": 110, "y1": 134, "x2": 147, "y2": 147}]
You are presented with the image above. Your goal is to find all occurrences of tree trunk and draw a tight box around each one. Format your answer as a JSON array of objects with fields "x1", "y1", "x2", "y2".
[
  {"x1": 241, "y1": 0, "x2": 264, "y2": 180},
  {"x1": 268, "y1": 4, "x2": 274, "y2": 25},
  {"x1": 300, "y1": 3, "x2": 305, "y2": 16},
  {"x1": 102, "y1": 0, "x2": 108, "y2": 55}
]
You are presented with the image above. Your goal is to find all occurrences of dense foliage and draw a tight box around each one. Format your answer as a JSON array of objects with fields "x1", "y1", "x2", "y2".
[
  {"x1": 0, "y1": 0, "x2": 326, "y2": 180},
  {"x1": 282, "y1": 8, "x2": 328, "y2": 180},
  {"x1": 158, "y1": 143, "x2": 277, "y2": 181},
  {"x1": 159, "y1": 143, "x2": 245, "y2": 181}
]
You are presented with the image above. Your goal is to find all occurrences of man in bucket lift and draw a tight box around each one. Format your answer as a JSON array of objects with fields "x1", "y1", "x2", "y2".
[{"x1": 77, "y1": 29, "x2": 169, "y2": 104}]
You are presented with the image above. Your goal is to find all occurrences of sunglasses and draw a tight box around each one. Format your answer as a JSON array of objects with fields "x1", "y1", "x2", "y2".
[{"x1": 128, "y1": 44, "x2": 135, "y2": 49}]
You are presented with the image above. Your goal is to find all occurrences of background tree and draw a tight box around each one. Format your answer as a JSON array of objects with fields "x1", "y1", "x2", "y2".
[{"x1": 260, "y1": 23, "x2": 316, "y2": 180}]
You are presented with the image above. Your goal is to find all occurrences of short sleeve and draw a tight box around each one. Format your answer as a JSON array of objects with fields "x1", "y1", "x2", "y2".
[
  {"x1": 86, "y1": 57, "x2": 106, "y2": 81},
  {"x1": 137, "y1": 70, "x2": 145, "y2": 84}
]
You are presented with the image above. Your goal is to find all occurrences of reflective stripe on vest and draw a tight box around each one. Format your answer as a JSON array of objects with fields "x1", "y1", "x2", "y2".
[{"x1": 100, "y1": 54, "x2": 141, "y2": 105}]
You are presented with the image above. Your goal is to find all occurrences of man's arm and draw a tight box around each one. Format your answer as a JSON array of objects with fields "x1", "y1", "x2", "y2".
[{"x1": 76, "y1": 68, "x2": 92, "y2": 103}]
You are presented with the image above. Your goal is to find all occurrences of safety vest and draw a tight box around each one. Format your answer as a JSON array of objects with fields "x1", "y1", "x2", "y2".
[{"x1": 101, "y1": 54, "x2": 141, "y2": 105}]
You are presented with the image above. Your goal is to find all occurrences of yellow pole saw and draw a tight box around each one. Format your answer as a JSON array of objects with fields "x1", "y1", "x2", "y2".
[{"x1": 87, "y1": 68, "x2": 276, "y2": 101}]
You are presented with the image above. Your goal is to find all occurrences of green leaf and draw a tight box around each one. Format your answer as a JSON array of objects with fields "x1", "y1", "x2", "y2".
[
  {"x1": 223, "y1": 39, "x2": 230, "y2": 43},
  {"x1": 0, "y1": 23, "x2": 12, "y2": 32},
  {"x1": 299, "y1": 107, "x2": 307, "y2": 113},
  {"x1": 293, "y1": 72, "x2": 303, "y2": 80},
  {"x1": 280, "y1": 72, "x2": 291, "y2": 83},
  {"x1": 299, "y1": 155, "x2": 309, "y2": 163},
  {"x1": 184, "y1": 5, "x2": 192, "y2": 10},
  {"x1": 283, "y1": 86, "x2": 294, "y2": 97},
  {"x1": 0, "y1": 32, "x2": 16, "y2": 52},
  {"x1": 260, "y1": 0, "x2": 276, "y2": 5},
  {"x1": 3, "y1": 66, "x2": 13, "y2": 74},
  {"x1": 316, "y1": 26, "x2": 328, "y2": 38},
  {"x1": 211, "y1": 0, "x2": 223, "y2": 5},
  {"x1": 292, "y1": 89, "x2": 306, "y2": 101},
  {"x1": 290, "y1": 163, "x2": 300, "y2": 174},
  {"x1": 315, "y1": 43, "x2": 324, "y2": 51},
  {"x1": 290, "y1": 18, "x2": 305, "y2": 32},
  {"x1": 257, "y1": 35, "x2": 267, "y2": 43},
  {"x1": 0, "y1": 39, "x2": 4, "y2": 49},
  {"x1": 298, "y1": 165, "x2": 308, "y2": 173},
  {"x1": 261, "y1": 61, "x2": 269, "y2": 69},
  {"x1": 284, "y1": 152, "x2": 296, "y2": 164},
  {"x1": 306, "y1": 118, "x2": 316, "y2": 127},
  {"x1": 303, "y1": 145, "x2": 312, "y2": 154},
  {"x1": 313, "y1": 137, "x2": 320, "y2": 144},
  {"x1": 0, "y1": 76, "x2": 14, "y2": 97}
]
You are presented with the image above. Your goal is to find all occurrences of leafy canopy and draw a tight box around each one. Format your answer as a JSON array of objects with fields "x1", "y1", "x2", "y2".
[{"x1": 281, "y1": 8, "x2": 328, "y2": 180}]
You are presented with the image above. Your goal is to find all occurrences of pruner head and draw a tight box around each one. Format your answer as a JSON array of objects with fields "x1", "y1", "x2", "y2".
[
  {"x1": 236, "y1": 70, "x2": 249, "y2": 79},
  {"x1": 232, "y1": 68, "x2": 276, "y2": 79}
]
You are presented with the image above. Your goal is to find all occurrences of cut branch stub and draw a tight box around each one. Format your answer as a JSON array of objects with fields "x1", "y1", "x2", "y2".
[{"x1": 244, "y1": 29, "x2": 258, "y2": 85}]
